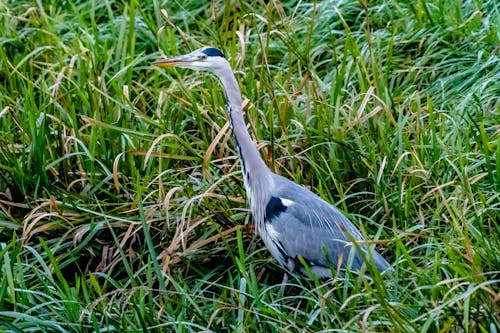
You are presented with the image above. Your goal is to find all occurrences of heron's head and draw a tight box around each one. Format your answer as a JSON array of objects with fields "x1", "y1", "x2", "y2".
[{"x1": 152, "y1": 47, "x2": 228, "y2": 73}]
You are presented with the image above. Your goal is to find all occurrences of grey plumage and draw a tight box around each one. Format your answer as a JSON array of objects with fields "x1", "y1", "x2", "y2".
[
  {"x1": 263, "y1": 175, "x2": 392, "y2": 277},
  {"x1": 153, "y1": 46, "x2": 392, "y2": 278}
]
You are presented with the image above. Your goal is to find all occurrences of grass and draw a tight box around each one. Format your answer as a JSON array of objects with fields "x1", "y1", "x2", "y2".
[{"x1": 0, "y1": 0, "x2": 499, "y2": 331}]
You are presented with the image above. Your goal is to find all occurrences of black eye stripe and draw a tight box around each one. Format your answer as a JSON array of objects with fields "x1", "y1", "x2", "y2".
[{"x1": 201, "y1": 47, "x2": 226, "y2": 58}]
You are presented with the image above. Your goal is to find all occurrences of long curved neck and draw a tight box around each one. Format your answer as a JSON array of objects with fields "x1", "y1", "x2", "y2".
[{"x1": 214, "y1": 67, "x2": 273, "y2": 220}]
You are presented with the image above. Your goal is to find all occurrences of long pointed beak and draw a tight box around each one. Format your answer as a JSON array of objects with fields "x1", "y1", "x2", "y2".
[{"x1": 152, "y1": 55, "x2": 194, "y2": 68}]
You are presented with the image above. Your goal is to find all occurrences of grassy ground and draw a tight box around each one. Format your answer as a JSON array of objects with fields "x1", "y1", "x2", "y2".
[{"x1": 0, "y1": 0, "x2": 499, "y2": 331}]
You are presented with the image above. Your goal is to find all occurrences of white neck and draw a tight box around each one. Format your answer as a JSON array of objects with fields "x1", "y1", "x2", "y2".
[{"x1": 214, "y1": 66, "x2": 273, "y2": 224}]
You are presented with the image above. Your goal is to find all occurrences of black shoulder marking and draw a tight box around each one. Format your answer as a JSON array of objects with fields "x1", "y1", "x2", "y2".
[
  {"x1": 202, "y1": 47, "x2": 225, "y2": 58},
  {"x1": 265, "y1": 196, "x2": 287, "y2": 222}
]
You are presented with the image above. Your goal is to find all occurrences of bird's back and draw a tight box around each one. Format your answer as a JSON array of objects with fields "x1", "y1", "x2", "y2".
[{"x1": 258, "y1": 173, "x2": 392, "y2": 278}]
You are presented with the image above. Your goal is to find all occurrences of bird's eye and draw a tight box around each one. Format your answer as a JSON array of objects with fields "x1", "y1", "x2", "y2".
[{"x1": 199, "y1": 54, "x2": 208, "y2": 61}]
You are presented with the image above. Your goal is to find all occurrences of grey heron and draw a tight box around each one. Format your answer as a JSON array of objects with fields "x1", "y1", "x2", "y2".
[{"x1": 153, "y1": 46, "x2": 392, "y2": 279}]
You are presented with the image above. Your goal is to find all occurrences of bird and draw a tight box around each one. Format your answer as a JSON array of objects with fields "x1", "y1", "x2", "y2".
[{"x1": 153, "y1": 46, "x2": 392, "y2": 279}]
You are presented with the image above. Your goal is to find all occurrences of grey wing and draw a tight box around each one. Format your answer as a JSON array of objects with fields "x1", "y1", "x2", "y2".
[
  {"x1": 268, "y1": 201, "x2": 367, "y2": 276},
  {"x1": 268, "y1": 175, "x2": 391, "y2": 276}
]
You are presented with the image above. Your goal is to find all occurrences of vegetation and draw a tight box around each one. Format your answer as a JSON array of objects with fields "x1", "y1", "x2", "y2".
[{"x1": 0, "y1": 0, "x2": 498, "y2": 331}]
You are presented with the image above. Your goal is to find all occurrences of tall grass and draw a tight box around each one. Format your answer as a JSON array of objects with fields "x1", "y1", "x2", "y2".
[{"x1": 1, "y1": 0, "x2": 498, "y2": 331}]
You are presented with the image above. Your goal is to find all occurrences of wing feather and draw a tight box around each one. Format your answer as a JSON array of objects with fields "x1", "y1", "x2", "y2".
[{"x1": 267, "y1": 174, "x2": 391, "y2": 276}]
